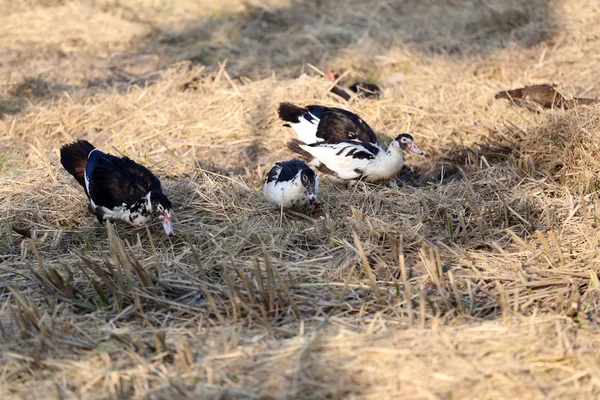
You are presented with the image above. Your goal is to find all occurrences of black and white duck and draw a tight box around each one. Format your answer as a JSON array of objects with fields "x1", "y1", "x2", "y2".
[
  {"x1": 279, "y1": 102, "x2": 425, "y2": 187},
  {"x1": 60, "y1": 140, "x2": 174, "y2": 236},
  {"x1": 263, "y1": 160, "x2": 318, "y2": 211},
  {"x1": 287, "y1": 134, "x2": 424, "y2": 187},
  {"x1": 326, "y1": 70, "x2": 383, "y2": 101},
  {"x1": 278, "y1": 102, "x2": 378, "y2": 145}
]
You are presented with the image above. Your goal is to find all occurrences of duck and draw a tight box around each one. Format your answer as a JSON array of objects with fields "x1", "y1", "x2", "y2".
[
  {"x1": 286, "y1": 134, "x2": 424, "y2": 186},
  {"x1": 495, "y1": 84, "x2": 599, "y2": 110},
  {"x1": 263, "y1": 160, "x2": 318, "y2": 211},
  {"x1": 278, "y1": 102, "x2": 378, "y2": 145},
  {"x1": 60, "y1": 139, "x2": 174, "y2": 236},
  {"x1": 326, "y1": 70, "x2": 382, "y2": 101}
]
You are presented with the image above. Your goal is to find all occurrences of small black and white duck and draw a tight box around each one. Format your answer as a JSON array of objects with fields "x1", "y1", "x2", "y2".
[
  {"x1": 278, "y1": 102, "x2": 378, "y2": 145},
  {"x1": 326, "y1": 70, "x2": 383, "y2": 101},
  {"x1": 287, "y1": 134, "x2": 424, "y2": 186},
  {"x1": 60, "y1": 140, "x2": 174, "y2": 236},
  {"x1": 263, "y1": 160, "x2": 318, "y2": 211}
]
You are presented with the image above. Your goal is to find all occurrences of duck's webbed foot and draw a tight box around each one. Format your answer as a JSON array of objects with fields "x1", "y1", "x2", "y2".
[
  {"x1": 88, "y1": 202, "x2": 104, "y2": 224},
  {"x1": 95, "y1": 209, "x2": 105, "y2": 224},
  {"x1": 386, "y1": 179, "x2": 399, "y2": 189}
]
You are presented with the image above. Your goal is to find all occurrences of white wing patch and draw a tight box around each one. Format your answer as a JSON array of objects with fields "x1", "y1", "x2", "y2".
[
  {"x1": 85, "y1": 149, "x2": 99, "y2": 210},
  {"x1": 99, "y1": 206, "x2": 152, "y2": 226},
  {"x1": 289, "y1": 112, "x2": 321, "y2": 144},
  {"x1": 83, "y1": 170, "x2": 97, "y2": 211},
  {"x1": 300, "y1": 142, "x2": 375, "y2": 180},
  {"x1": 84, "y1": 171, "x2": 91, "y2": 194}
]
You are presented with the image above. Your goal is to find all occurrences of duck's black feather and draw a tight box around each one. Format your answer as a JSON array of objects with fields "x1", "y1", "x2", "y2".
[
  {"x1": 266, "y1": 164, "x2": 281, "y2": 184},
  {"x1": 330, "y1": 85, "x2": 351, "y2": 101},
  {"x1": 286, "y1": 139, "x2": 315, "y2": 163},
  {"x1": 308, "y1": 139, "x2": 379, "y2": 159},
  {"x1": 304, "y1": 105, "x2": 326, "y2": 122},
  {"x1": 270, "y1": 160, "x2": 311, "y2": 183},
  {"x1": 278, "y1": 103, "x2": 326, "y2": 126},
  {"x1": 280, "y1": 102, "x2": 378, "y2": 145},
  {"x1": 87, "y1": 151, "x2": 162, "y2": 210},
  {"x1": 314, "y1": 108, "x2": 378, "y2": 144},
  {"x1": 60, "y1": 140, "x2": 95, "y2": 188},
  {"x1": 278, "y1": 102, "x2": 308, "y2": 123},
  {"x1": 348, "y1": 82, "x2": 382, "y2": 98}
]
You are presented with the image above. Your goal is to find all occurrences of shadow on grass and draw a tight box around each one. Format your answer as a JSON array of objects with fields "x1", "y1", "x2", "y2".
[
  {"x1": 0, "y1": 0, "x2": 558, "y2": 118},
  {"x1": 138, "y1": 0, "x2": 556, "y2": 78}
]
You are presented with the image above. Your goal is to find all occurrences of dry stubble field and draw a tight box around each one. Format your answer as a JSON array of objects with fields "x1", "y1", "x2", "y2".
[{"x1": 2, "y1": 0, "x2": 600, "y2": 398}]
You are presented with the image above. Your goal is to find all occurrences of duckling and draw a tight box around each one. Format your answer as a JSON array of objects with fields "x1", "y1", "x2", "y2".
[{"x1": 263, "y1": 160, "x2": 318, "y2": 211}]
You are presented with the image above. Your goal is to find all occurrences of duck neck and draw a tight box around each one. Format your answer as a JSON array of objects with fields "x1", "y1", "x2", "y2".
[
  {"x1": 383, "y1": 146, "x2": 404, "y2": 169},
  {"x1": 368, "y1": 146, "x2": 404, "y2": 180}
]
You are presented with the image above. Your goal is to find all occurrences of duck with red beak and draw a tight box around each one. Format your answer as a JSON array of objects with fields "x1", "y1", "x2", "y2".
[
  {"x1": 287, "y1": 133, "x2": 425, "y2": 187},
  {"x1": 151, "y1": 191, "x2": 174, "y2": 237},
  {"x1": 60, "y1": 140, "x2": 175, "y2": 237}
]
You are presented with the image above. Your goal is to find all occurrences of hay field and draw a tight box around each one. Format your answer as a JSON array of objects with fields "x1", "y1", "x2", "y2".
[{"x1": 3, "y1": 0, "x2": 600, "y2": 398}]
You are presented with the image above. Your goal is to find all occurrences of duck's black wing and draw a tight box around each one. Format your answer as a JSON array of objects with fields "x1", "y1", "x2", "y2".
[
  {"x1": 88, "y1": 153, "x2": 162, "y2": 210},
  {"x1": 278, "y1": 103, "x2": 327, "y2": 124},
  {"x1": 315, "y1": 108, "x2": 378, "y2": 144}
]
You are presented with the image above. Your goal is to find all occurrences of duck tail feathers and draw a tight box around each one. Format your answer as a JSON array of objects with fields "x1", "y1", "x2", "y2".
[
  {"x1": 278, "y1": 102, "x2": 308, "y2": 124},
  {"x1": 286, "y1": 138, "x2": 312, "y2": 160},
  {"x1": 60, "y1": 139, "x2": 95, "y2": 187}
]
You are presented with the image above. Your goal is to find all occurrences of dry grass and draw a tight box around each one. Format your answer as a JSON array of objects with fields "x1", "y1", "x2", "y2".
[{"x1": 2, "y1": 0, "x2": 600, "y2": 398}]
